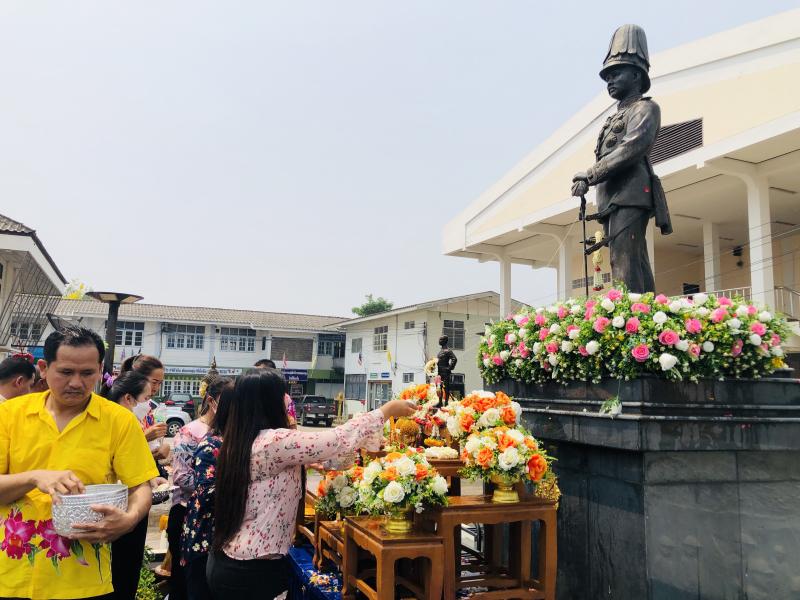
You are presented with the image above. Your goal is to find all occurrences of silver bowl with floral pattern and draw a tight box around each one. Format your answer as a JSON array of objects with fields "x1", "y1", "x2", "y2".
[{"x1": 51, "y1": 484, "x2": 128, "y2": 536}]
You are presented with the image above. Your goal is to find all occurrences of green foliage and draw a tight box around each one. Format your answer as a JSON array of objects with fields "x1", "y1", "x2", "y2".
[
  {"x1": 352, "y1": 294, "x2": 393, "y2": 317},
  {"x1": 136, "y1": 547, "x2": 163, "y2": 600}
]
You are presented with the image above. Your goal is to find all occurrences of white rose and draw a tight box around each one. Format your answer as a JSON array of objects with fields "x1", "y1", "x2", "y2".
[
  {"x1": 758, "y1": 311, "x2": 772, "y2": 323},
  {"x1": 549, "y1": 323, "x2": 561, "y2": 334},
  {"x1": 727, "y1": 318, "x2": 741, "y2": 331},
  {"x1": 499, "y1": 350, "x2": 510, "y2": 361},
  {"x1": 601, "y1": 298, "x2": 615, "y2": 312},
  {"x1": 570, "y1": 304, "x2": 583, "y2": 315},
  {"x1": 668, "y1": 300, "x2": 682, "y2": 313},
  {"x1": 612, "y1": 316, "x2": 625, "y2": 328},
  {"x1": 383, "y1": 481, "x2": 405, "y2": 504},
  {"x1": 337, "y1": 486, "x2": 357, "y2": 508},
  {"x1": 363, "y1": 462, "x2": 382, "y2": 484},
  {"x1": 430, "y1": 475, "x2": 448, "y2": 496},
  {"x1": 676, "y1": 339, "x2": 689, "y2": 352},
  {"x1": 478, "y1": 407, "x2": 501, "y2": 428},
  {"x1": 561, "y1": 341, "x2": 574, "y2": 353},
  {"x1": 511, "y1": 401, "x2": 522, "y2": 419},
  {"x1": 696, "y1": 307, "x2": 710, "y2": 317},
  {"x1": 498, "y1": 447, "x2": 520, "y2": 471},
  {"x1": 394, "y1": 456, "x2": 416, "y2": 477},
  {"x1": 735, "y1": 305, "x2": 749, "y2": 318},
  {"x1": 489, "y1": 335, "x2": 496, "y2": 345},
  {"x1": 532, "y1": 342, "x2": 542, "y2": 354},
  {"x1": 693, "y1": 293, "x2": 708, "y2": 306},
  {"x1": 331, "y1": 474, "x2": 348, "y2": 491},
  {"x1": 749, "y1": 333, "x2": 762, "y2": 346},
  {"x1": 535, "y1": 307, "x2": 544, "y2": 314},
  {"x1": 547, "y1": 305, "x2": 558, "y2": 315},
  {"x1": 446, "y1": 416, "x2": 460, "y2": 438},
  {"x1": 680, "y1": 298, "x2": 693, "y2": 309},
  {"x1": 585, "y1": 340, "x2": 600, "y2": 355},
  {"x1": 771, "y1": 346, "x2": 784, "y2": 357},
  {"x1": 506, "y1": 429, "x2": 524, "y2": 443},
  {"x1": 483, "y1": 358, "x2": 491, "y2": 368},
  {"x1": 505, "y1": 333, "x2": 517, "y2": 344},
  {"x1": 702, "y1": 341, "x2": 715, "y2": 352},
  {"x1": 464, "y1": 436, "x2": 482, "y2": 455},
  {"x1": 518, "y1": 328, "x2": 528, "y2": 338},
  {"x1": 568, "y1": 328, "x2": 580, "y2": 340},
  {"x1": 548, "y1": 354, "x2": 559, "y2": 366},
  {"x1": 628, "y1": 293, "x2": 642, "y2": 302},
  {"x1": 484, "y1": 325, "x2": 492, "y2": 336},
  {"x1": 653, "y1": 311, "x2": 667, "y2": 325},
  {"x1": 658, "y1": 353, "x2": 678, "y2": 371},
  {"x1": 514, "y1": 359, "x2": 523, "y2": 367}
]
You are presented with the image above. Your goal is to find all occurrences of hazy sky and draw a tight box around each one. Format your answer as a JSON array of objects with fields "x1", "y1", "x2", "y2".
[{"x1": 0, "y1": 1, "x2": 795, "y2": 317}]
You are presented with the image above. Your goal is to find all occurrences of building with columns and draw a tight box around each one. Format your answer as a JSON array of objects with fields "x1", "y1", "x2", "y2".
[{"x1": 443, "y1": 10, "x2": 800, "y2": 326}]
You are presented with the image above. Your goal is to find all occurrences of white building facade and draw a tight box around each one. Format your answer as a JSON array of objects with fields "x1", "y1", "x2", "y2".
[{"x1": 339, "y1": 292, "x2": 515, "y2": 414}]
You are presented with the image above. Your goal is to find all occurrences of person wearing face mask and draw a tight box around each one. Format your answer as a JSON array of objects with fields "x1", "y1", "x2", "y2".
[
  {"x1": 107, "y1": 371, "x2": 165, "y2": 600},
  {"x1": 119, "y1": 356, "x2": 170, "y2": 469}
]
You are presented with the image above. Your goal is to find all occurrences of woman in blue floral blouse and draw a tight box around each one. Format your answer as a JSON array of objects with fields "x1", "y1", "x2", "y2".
[{"x1": 180, "y1": 382, "x2": 234, "y2": 600}]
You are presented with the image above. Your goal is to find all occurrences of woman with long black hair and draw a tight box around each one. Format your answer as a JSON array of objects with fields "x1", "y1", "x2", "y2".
[{"x1": 207, "y1": 369, "x2": 416, "y2": 599}]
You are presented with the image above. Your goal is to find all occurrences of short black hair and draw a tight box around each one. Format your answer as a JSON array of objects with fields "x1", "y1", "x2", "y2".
[
  {"x1": 254, "y1": 358, "x2": 276, "y2": 369},
  {"x1": 43, "y1": 326, "x2": 105, "y2": 364},
  {"x1": 107, "y1": 371, "x2": 150, "y2": 403},
  {"x1": 0, "y1": 356, "x2": 36, "y2": 383}
]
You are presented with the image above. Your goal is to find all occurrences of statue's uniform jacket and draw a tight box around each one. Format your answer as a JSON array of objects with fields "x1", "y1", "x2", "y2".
[{"x1": 586, "y1": 96, "x2": 661, "y2": 238}]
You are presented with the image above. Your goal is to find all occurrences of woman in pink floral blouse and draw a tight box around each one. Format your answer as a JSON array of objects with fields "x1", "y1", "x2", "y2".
[{"x1": 207, "y1": 369, "x2": 415, "y2": 599}]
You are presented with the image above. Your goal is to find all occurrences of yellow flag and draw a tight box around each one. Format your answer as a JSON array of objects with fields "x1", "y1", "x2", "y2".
[{"x1": 386, "y1": 350, "x2": 392, "y2": 365}]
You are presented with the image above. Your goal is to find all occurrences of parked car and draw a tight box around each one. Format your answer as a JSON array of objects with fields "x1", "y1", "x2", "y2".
[
  {"x1": 149, "y1": 400, "x2": 193, "y2": 437},
  {"x1": 296, "y1": 395, "x2": 335, "y2": 427},
  {"x1": 163, "y1": 393, "x2": 196, "y2": 417}
]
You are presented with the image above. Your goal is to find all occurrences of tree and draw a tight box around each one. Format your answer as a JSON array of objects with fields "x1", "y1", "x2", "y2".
[{"x1": 352, "y1": 294, "x2": 393, "y2": 317}]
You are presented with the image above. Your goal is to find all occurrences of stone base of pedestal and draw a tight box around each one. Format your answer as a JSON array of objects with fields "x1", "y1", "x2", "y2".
[{"x1": 488, "y1": 375, "x2": 800, "y2": 600}]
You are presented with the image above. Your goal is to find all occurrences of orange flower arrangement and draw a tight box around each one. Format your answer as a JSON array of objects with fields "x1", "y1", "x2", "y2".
[
  {"x1": 460, "y1": 426, "x2": 553, "y2": 486},
  {"x1": 445, "y1": 391, "x2": 522, "y2": 442}
]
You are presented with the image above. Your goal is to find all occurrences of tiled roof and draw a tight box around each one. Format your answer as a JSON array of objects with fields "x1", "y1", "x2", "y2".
[
  {"x1": 0, "y1": 214, "x2": 34, "y2": 234},
  {"x1": 55, "y1": 299, "x2": 348, "y2": 332}
]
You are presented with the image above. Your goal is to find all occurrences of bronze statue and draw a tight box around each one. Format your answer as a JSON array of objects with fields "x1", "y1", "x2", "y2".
[
  {"x1": 571, "y1": 24, "x2": 672, "y2": 293},
  {"x1": 436, "y1": 335, "x2": 457, "y2": 401}
]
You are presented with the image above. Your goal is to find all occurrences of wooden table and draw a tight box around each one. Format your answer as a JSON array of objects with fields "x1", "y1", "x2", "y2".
[
  {"x1": 315, "y1": 520, "x2": 345, "y2": 569},
  {"x1": 421, "y1": 495, "x2": 557, "y2": 600},
  {"x1": 342, "y1": 516, "x2": 444, "y2": 600}
]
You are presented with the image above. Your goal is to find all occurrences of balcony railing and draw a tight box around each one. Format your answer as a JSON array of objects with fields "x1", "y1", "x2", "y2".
[{"x1": 775, "y1": 286, "x2": 800, "y2": 321}]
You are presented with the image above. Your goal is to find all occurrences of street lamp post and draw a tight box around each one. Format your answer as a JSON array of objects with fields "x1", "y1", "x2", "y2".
[{"x1": 86, "y1": 292, "x2": 143, "y2": 376}]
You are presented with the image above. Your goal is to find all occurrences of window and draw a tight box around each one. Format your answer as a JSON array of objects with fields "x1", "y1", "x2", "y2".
[
  {"x1": 219, "y1": 327, "x2": 256, "y2": 352},
  {"x1": 402, "y1": 372, "x2": 415, "y2": 384},
  {"x1": 345, "y1": 374, "x2": 366, "y2": 399},
  {"x1": 442, "y1": 320, "x2": 465, "y2": 351},
  {"x1": 351, "y1": 338, "x2": 362, "y2": 353},
  {"x1": 9, "y1": 321, "x2": 44, "y2": 343},
  {"x1": 115, "y1": 321, "x2": 144, "y2": 347},
  {"x1": 368, "y1": 382, "x2": 392, "y2": 406},
  {"x1": 317, "y1": 340, "x2": 344, "y2": 357},
  {"x1": 404, "y1": 321, "x2": 415, "y2": 330},
  {"x1": 271, "y1": 337, "x2": 313, "y2": 362},
  {"x1": 452, "y1": 373, "x2": 465, "y2": 385},
  {"x1": 373, "y1": 325, "x2": 388, "y2": 352},
  {"x1": 162, "y1": 379, "x2": 201, "y2": 397},
  {"x1": 164, "y1": 324, "x2": 205, "y2": 350}
]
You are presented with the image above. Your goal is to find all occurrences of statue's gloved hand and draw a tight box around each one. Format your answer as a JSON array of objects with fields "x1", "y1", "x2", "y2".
[
  {"x1": 572, "y1": 171, "x2": 589, "y2": 182},
  {"x1": 571, "y1": 179, "x2": 589, "y2": 197}
]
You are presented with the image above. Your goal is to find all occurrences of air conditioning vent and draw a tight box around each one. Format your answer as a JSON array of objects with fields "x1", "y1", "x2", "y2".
[{"x1": 650, "y1": 118, "x2": 703, "y2": 164}]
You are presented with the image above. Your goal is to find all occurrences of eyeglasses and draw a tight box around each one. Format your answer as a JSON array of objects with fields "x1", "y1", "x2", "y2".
[{"x1": 12, "y1": 352, "x2": 34, "y2": 364}]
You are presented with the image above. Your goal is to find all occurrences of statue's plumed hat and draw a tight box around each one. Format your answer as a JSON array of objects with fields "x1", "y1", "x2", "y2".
[{"x1": 600, "y1": 24, "x2": 651, "y2": 93}]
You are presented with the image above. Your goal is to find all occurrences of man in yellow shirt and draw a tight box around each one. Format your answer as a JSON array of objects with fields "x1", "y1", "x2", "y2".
[{"x1": 0, "y1": 326, "x2": 159, "y2": 599}]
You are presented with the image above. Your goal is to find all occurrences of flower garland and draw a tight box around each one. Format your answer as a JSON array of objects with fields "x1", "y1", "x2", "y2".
[{"x1": 479, "y1": 287, "x2": 790, "y2": 384}]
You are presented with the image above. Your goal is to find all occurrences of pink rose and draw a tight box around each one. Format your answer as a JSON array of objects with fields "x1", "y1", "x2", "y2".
[
  {"x1": 566, "y1": 325, "x2": 579, "y2": 335},
  {"x1": 593, "y1": 317, "x2": 610, "y2": 334},
  {"x1": 718, "y1": 297, "x2": 733, "y2": 307},
  {"x1": 658, "y1": 330, "x2": 680, "y2": 346},
  {"x1": 513, "y1": 314, "x2": 530, "y2": 327},
  {"x1": 685, "y1": 319, "x2": 702, "y2": 334},
  {"x1": 534, "y1": 314, "x2": 547, "y2": 326},
  {"x1": 771, "y1": 334, "x2": 781, "y2": 347},
  {"x1": 518, "y1": 343, "x2": 530, "y2": 358},
  {"x1": 711, "y1": 308, "x2": 728, "y2": 323},
  {"x1": 483, "y1": 353, "x2": 490, "y2": 360},
  {"x1": 578, "y1": 345, "x2": 589, "y2": 357},
  {"x1": 539, "y1": 329, "x2": 549, "y2": 341},
  {"x1": 606, "y1": 289, "x2": 622, "y2": 301},
  {"x1": 546, "y1": 342, "x2": 558, "y2": 354},
  {"x1": 747, "y1": 305, "x2": 757, "y2": 316},
  {"x1": 584, "y1": 306, "x2": 595, "y2": 321},
  {"x1": 492, "y1": 355, "x2": 504, "y2": 366},
  {"x1": 731, "y1": 339, "x2": 743, "y2": 357},
  {"x1": 655, "y1": 294, "x2": 669, "y2": 305},
  {"x1": 750, "y1": 322, "x2": 766, "y2": 336},
  {"x1": 689, "y1": 344, "x2": 701, "y2": 357},
  {"x1": 625, "y1": 317, "x2": 640, "y2": 334},
  {"x1": 557, "y1": 306, "x2": 568, "y2": 319},
  {"x1": 631, "y1": 344, "x2": 650, "y2": 362},
  {"x1": 585, "y1": 300, "x2": 597, "y2": 310},
  {"x1": 631, "y1": 302, "x2": 650, "y2": 314}
]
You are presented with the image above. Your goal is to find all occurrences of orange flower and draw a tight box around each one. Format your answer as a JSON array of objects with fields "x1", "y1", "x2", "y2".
[
  {"x1": 460, "y1": 413, "x2": 475, "y2": 433},
  {"x1": 350, "y1": 466, "x2": 364, "y2": 480},
  {"x1": 495, "y1": 391, "x2": 511, "y2": 406},
  {"x1": 501, "y1": 407, "x2": 517, "y2": 425},
  {"x1": 317, "y1": 481, "x2": 327, "y2": 496},
  {"x1": 527, "y1": 454, "x2": 547, "y2": 481},
  {"x1": 497, "y1": 432, "x2": 516, "y2": 451},
  {"x1": 524, "y1": 437, "x2": 538, "y2": 451},
  {"x1": 385, "y1": 452, "x2": 403, "y2": 462},
  {"x1": 476, "y1": 447, "x2": 494, "y2": 468},
  {"x1": 381, "y1": 467, "x2": 398, "y2": 481},
  {"x1": 415, "y1": 463, "x2": 429, "y2": 481},
  {"x1": 460, "y1": 449, "x2": 469, "y2": 462}
]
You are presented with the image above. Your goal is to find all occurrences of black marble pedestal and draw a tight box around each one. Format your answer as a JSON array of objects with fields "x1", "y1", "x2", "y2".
[{"x1": 488, "y1": 375, "x2": 800, "y2": 600}]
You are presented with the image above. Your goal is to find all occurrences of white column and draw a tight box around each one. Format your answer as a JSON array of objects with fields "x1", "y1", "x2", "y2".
[
  {"x1": 557, "y1": 234, "x2": 575, "y2": 301},
  {"x1": 746, "y1": 176, "x2": 774, "y2": 307},
  {"x1": 499, "y1": 257, "x2": 511, "y2": 317},
  {"x1": 702, "y1": 221, "x2": 722, "y2": 292},
  {"x1": 646, "y1": 220, "x2": 656, "y2": 276}
]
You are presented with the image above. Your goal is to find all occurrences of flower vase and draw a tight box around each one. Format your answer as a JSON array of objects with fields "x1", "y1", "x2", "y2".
[
  {"x1": 385, "y1": 506, "x2": 413, "y2": 534},
  {"x1": 490, "y1": 473, "x2": 520, "y2": 504}
]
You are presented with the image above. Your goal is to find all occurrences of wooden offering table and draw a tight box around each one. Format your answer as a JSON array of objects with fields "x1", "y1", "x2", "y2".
[
  {"x1": 422, "y1": 495, "x2": 557, "y2": 600},
  {"x1": 342, "y1": 516, "x2": 444, "y2": 600},
  {"x1": 315, "y1": 520, "x2": 345, "y2": 569}
]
